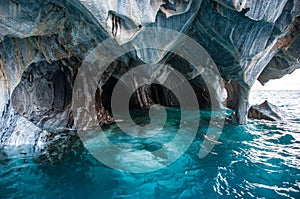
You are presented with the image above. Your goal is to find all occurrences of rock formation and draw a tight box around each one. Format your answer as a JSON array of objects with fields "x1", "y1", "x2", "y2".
[
  {"x1": 0, "y1": 0, "x2": 299, "y2": 147},
  {"x1": 248, "y1": 100, "x2": 288, "y2": 121}
]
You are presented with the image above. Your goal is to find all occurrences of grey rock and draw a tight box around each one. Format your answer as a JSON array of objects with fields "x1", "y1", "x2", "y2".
[
  {"x1": 248, "y1": 100, "x2": 288, "y2": 121},
  {"x1": 4, "y1": 116, "x2": 49, "y2": 146},
  {"x1": 0, "y1": 0, "x2": 299, "y2": 150},
  {"x1": 11, "y1": 61, "x2": 73, "y2": 131}
]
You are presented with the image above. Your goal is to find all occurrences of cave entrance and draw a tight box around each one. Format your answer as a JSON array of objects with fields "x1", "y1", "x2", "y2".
[{"x1": 99, "y1": 73, "x2": 213, "y2": 117}]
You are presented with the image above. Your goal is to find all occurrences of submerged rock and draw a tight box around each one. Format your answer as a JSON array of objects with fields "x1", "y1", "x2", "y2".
[{"x1": 248, "y1": 100, "x2": 288, "y2": 121}]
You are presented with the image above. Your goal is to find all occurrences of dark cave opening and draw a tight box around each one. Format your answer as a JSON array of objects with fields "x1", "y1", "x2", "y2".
[{"x1": 100, "y1": 73, "x2": 213, "y2": 116}]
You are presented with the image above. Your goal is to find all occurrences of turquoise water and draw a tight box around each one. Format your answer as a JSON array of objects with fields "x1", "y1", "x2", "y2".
[{"x1": 1, "y1": 90, "x2": 300, "y2": 198}]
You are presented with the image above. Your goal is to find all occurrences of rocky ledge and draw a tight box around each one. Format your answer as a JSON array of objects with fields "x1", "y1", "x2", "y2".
[{"x1": 0, "y1": 0, "x2": 299, "y2": 148}]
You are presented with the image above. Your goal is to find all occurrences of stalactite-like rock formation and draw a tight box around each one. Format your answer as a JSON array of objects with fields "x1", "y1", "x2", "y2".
[{"x1": 0, "y1": 0, "x2": 299, "y2": 147}]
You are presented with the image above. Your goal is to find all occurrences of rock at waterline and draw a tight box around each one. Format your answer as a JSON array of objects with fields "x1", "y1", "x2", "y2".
[{"x1": 248, "y1": 100, "x2": 287, "y2": 121}]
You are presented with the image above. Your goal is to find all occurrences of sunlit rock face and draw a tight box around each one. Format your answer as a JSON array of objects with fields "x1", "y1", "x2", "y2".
[{"x1": 0, "y1": 0, "x2": 299, "y2": 147}]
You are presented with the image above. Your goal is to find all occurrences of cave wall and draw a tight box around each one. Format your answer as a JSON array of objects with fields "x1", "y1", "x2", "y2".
[{"x1": 0, "y1": 0, "x2": 299, "y2": 146}]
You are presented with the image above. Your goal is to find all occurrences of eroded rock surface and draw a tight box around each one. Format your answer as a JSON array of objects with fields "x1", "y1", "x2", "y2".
[
  {"x1": 0, "y1": 0, "x2": 299, "y2": 150},
  {"x1": 11, "y1": 61, "x2": 73, "y2": 131}
]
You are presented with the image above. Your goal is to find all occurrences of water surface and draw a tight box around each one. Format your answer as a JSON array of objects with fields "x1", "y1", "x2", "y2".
[{"x1": 0, "y1": 90, "x2": 299, "y2": 198}]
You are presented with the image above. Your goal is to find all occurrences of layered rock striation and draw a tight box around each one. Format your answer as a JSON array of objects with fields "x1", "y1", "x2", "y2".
[{"x1": 0, "y1": 0, "x2": 299, "y2": 146}]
